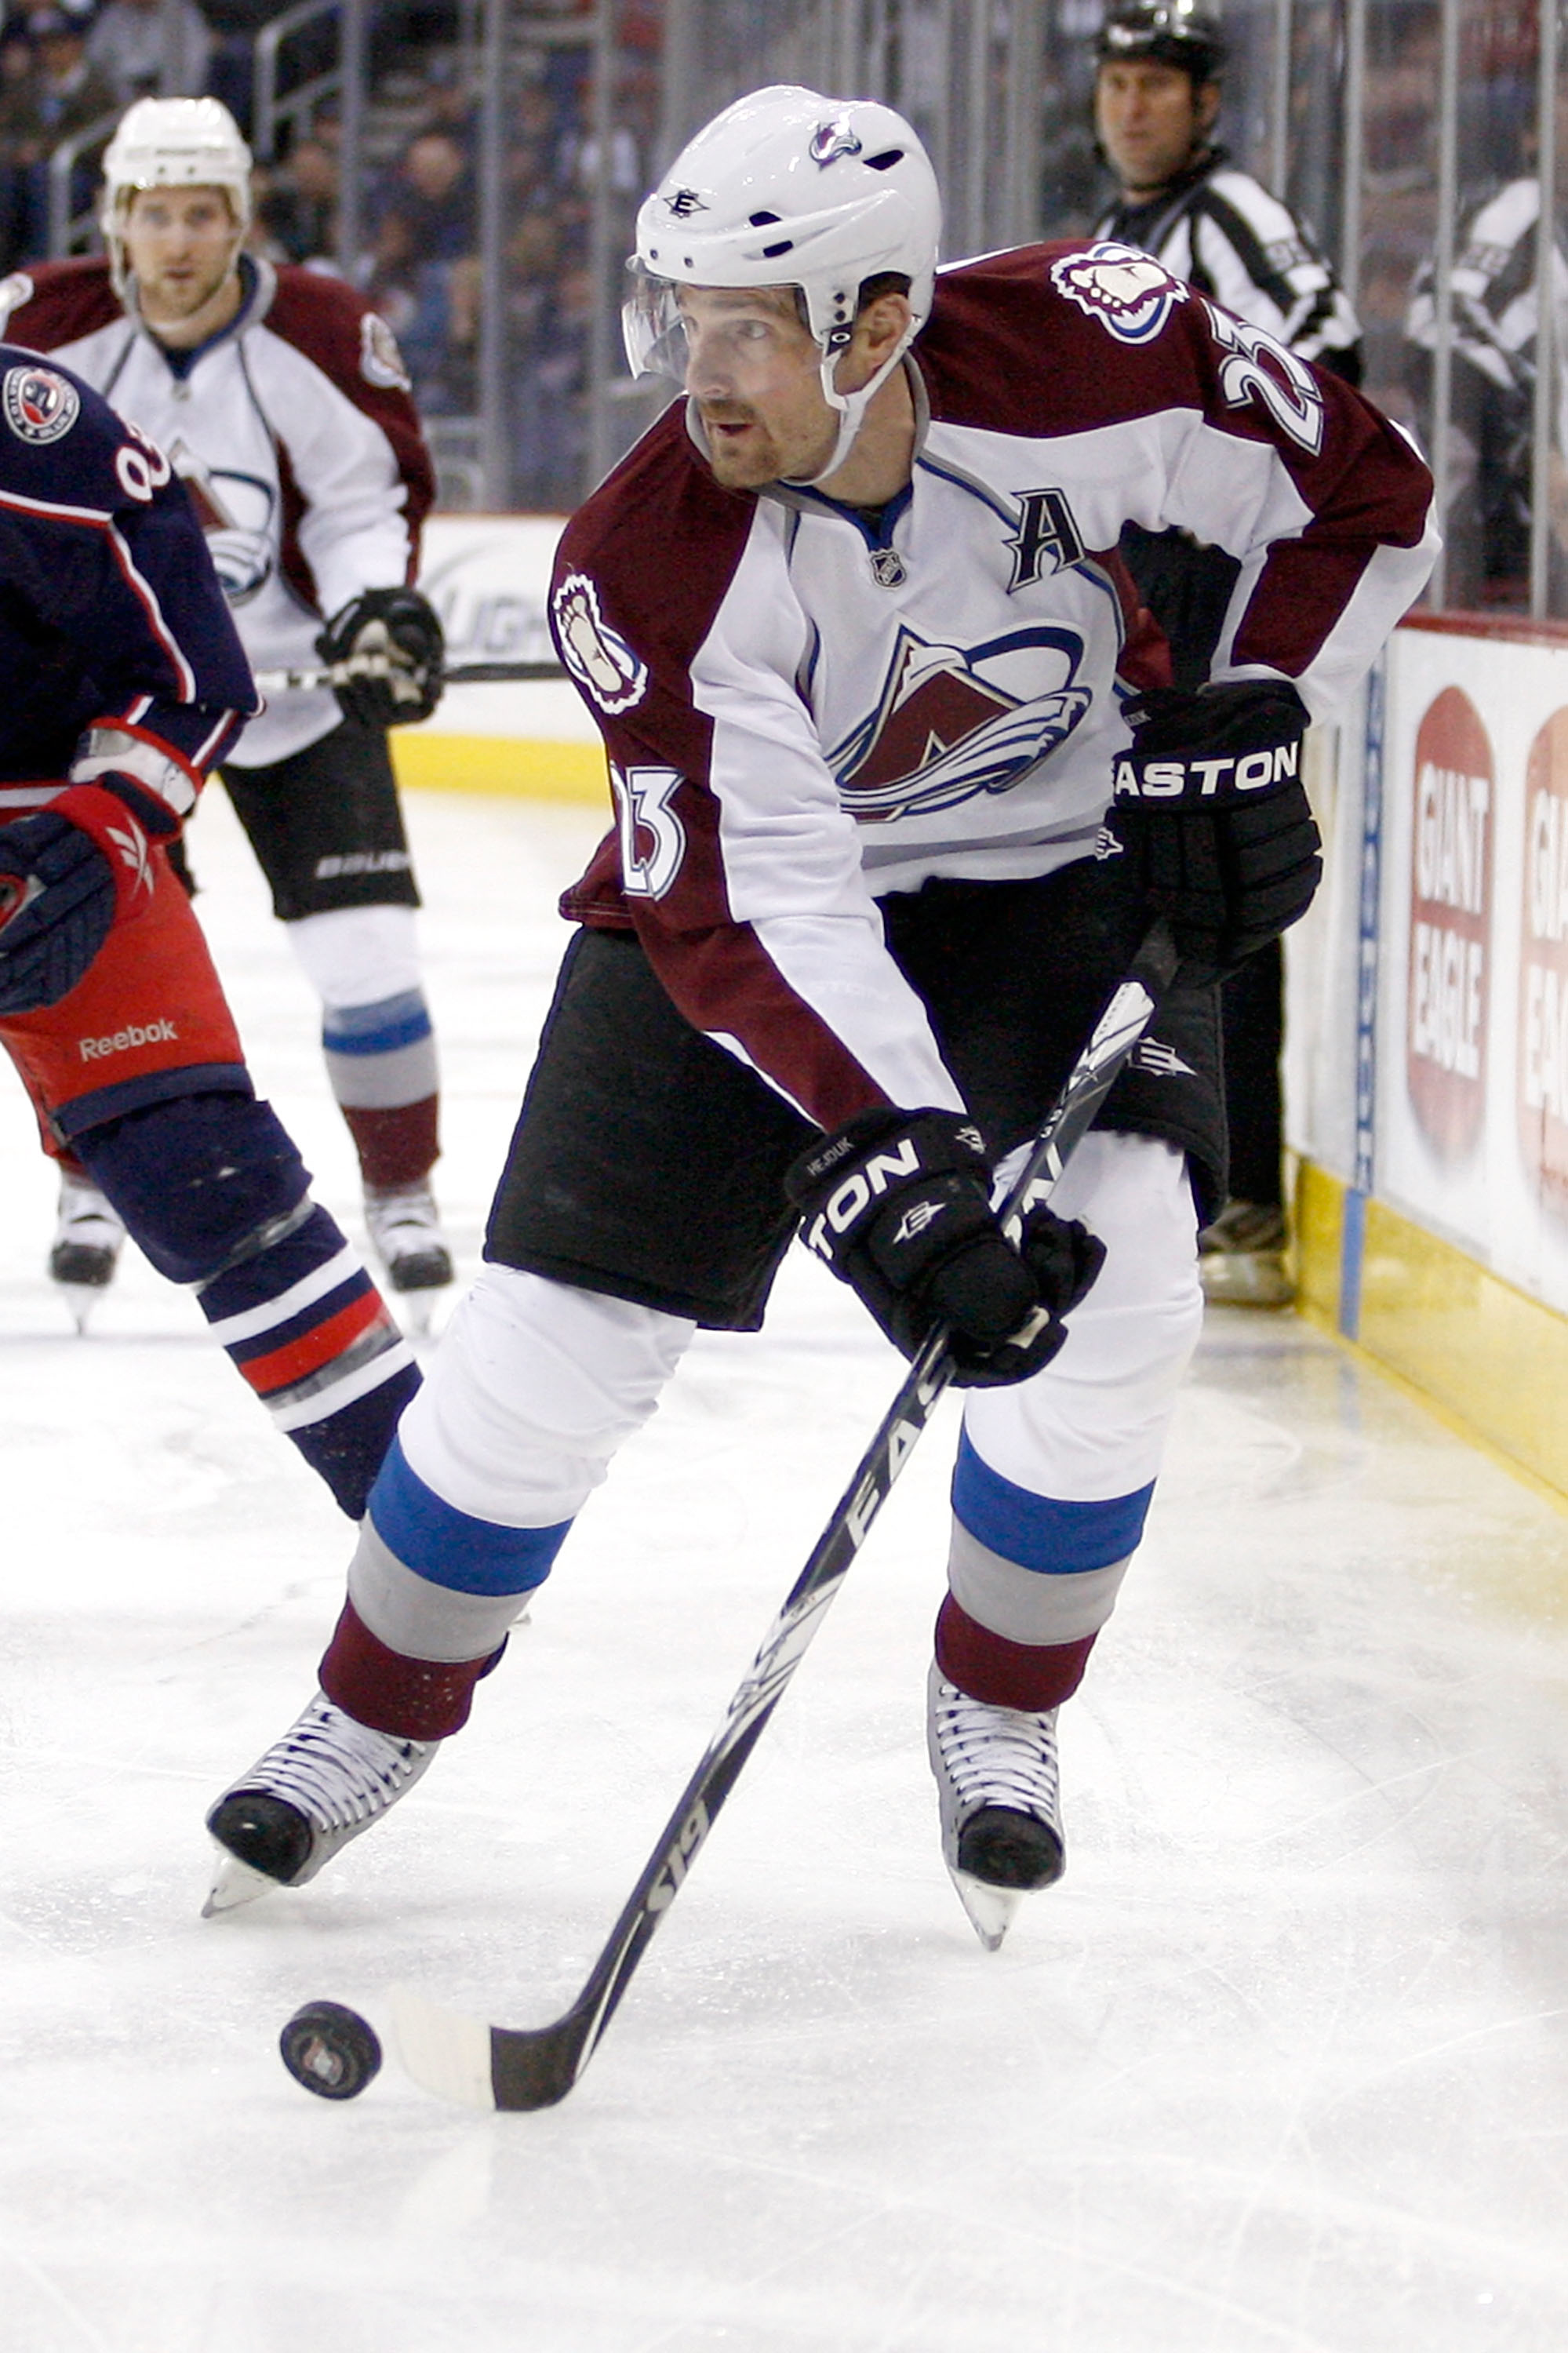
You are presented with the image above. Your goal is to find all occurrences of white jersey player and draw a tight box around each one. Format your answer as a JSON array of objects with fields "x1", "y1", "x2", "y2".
[
  {"x1": 202, "y1": 87, "x2": 1436, "y2": 1950},
  {"x1": 0, "y1": 99, "x2": 455, "y2": 1318}
]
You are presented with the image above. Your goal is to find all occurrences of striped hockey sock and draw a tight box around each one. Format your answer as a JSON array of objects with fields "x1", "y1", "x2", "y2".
[
  {"x1": 321, "y1": 989, "x2": 440, "y2": 1190},
  {"x1": 198, "y1": 1202, "x2": 420, "y2": 1517}
]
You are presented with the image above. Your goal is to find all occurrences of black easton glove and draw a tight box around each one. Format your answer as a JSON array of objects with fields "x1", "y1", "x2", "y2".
[
  {"x1": 1108, "y1": 680, "x2": 1322, "y2": 986},
  {"x1": 317, "y1": 586, "x2": 445, "y2": 728},
  {"x1": 787, "y1": 1109, "x2": 1106, "y2": 1387},
  {"x1": 0, "y1": 805, "x2": 118, "y2": 1016}
]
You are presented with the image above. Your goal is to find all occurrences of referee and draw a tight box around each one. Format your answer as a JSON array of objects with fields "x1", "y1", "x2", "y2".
[{"x1": 1089, "y1": 2, "x2": 1363, "y2": 1306}]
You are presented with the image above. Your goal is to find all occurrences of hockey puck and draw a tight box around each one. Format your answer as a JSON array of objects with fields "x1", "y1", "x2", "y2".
[{"x1": 278, "y1": 2001, "x2": 383, "y2": 2101}]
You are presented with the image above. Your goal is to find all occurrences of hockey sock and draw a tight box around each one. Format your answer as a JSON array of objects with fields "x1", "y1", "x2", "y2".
[
  {"x1": 319, "y1": 1596, "x2": 506, "y2": 1740},
  {"x1": 936, "y1": 1592, "x2": 1099, "y2": 1710},
  {"x1": 79, "y1": 1093, "x2": 417, "y2": 1518},
  {"x1": 320, "y1": 988, "x2": 440, "y2": 1189}
]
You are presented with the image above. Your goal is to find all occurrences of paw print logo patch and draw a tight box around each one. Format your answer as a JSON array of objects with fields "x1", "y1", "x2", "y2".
[
  {"x1": 552, "y1": 571, "x2": 649, "y2": 715},
  {"x1": 1050, "y1": 243, "x2": 1188, "y2": 344}
]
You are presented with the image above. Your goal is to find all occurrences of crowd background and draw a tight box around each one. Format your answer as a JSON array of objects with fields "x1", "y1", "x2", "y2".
[{"x1": 0, "y1": 0, "x2": 1565, "y2": 613}]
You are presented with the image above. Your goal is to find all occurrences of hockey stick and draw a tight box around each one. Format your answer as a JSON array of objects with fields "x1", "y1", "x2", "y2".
[
  {"x1": 252, "y1": 656, "x2": 566, "y2": 692},
  {"x1": 391, "y1": 916, "x2": 1179, "y2": 2111}
]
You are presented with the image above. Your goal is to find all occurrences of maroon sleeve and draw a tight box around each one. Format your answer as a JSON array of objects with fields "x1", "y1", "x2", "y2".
[
  {"x1": 0, "y1": 259, "x2": 123, "y2": 352},
  {"x1": 264, "y1": 267, "x2": 436, "y2": 572}
]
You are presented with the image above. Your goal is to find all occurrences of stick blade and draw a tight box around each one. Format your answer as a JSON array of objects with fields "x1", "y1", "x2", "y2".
[
  {"x1": 391, "y1": 1983, "x2": 598, "y2": 2111},
  {"x1": 391, "y1": 1984, "x2": 499, "y2": 2110}
]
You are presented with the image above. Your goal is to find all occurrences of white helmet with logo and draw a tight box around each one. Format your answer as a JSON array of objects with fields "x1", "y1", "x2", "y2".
[
  {"x1": 100, "y1": 96, "x2": 253, "y2": 273},
  {"x1": 624, "y1": 84, "x2": 941, "y2": 482}
]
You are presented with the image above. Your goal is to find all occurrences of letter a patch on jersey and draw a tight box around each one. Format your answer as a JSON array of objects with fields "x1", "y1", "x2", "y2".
[{"x1": 1006, "y1": 488, "x2": 1086, "y2": 590}]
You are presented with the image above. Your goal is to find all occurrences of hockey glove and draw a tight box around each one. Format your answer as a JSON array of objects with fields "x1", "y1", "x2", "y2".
[
  {"x1": 318, "y1": 587, "x2": 445, "y2": 728},
  {"x1": 787, "y1": 1109, "x2": 1106, "y2": 1387},
  {"x1": 0, "y1": 784, "x2": 164, "y2": 1016},
  {"x1": 1108, "y1": 680, "x2": 1322, "y2": 987}
]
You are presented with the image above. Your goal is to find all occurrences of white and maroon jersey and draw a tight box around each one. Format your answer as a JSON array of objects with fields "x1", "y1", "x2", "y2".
[
  {"x1": 551, "y1": 240, "x2": 1437, "y2": 1135},
  {"x1": 0, "y1": 256, "x2": 435, "y2": 766}
]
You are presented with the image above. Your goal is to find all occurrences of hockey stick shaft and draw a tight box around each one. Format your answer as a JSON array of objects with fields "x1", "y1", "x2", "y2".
[
  {"x1": 392, "y1": 918, "x2": 1178, "y2": 2111},
  {"x1": 252, "y1": 657, "x2": 565, "y2": 691}
]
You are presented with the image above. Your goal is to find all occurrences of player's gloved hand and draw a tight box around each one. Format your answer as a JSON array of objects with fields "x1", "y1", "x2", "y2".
[
  {"x1": 1108, "y1": 680, "x2": 1322, "y2": 987},
  {"x1": 318, "y1": 587, "x2": 445, "y2": 728},
  {"x1": 0, "y1": 805, "x2": 117, "y2": 1016},
  {"x1": 787, "y1": 1109, "x2": 1106, "y2": 1387}
]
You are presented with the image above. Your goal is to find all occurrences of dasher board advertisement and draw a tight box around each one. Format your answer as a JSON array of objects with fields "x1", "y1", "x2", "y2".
[{"x1": 1381, "y1": 620, "x2": 1568, "y2": 1315}]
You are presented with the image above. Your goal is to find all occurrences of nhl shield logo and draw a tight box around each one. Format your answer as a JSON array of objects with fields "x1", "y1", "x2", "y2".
[
  {"x1": 1050, "y1": 242, "x2": 1188, "y2": 344},
  {"x1": 2, "y1": 362, "x2": 80, "y2": 446}
]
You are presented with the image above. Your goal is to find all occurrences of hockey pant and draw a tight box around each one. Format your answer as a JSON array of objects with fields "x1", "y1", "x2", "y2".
[
  {"x1": 321, "y1": 1131, "x2": 1202, "y2": 1739},
  {"x1": 0, "y1": 842, "x2": 418, "y2": 1517},
  {"x1": 287, "y1": 904, "x2": 440, "y2": 1191}
]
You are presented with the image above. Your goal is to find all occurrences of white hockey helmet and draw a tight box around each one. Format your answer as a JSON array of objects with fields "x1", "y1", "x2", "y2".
[
  {"x1": 100, "y1": 97, "x2": 253, "y2": 254},
  {"x1": 625, "y1": 84, "x2": 941, "y2": 482}
]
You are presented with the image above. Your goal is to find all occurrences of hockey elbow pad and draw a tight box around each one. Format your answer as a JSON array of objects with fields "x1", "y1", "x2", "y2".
[
  {"x1": 787, "y1": 1108, "x2": 1105, "y2": 1387},
  {"x1": 1108, "y1": 680, "x2": 1320, "y2": 984}
]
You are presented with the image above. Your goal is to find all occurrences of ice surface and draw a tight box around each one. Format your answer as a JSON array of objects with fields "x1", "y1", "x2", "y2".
[{"x1": 2, "y1": 789, "x2": 1566, "y2": 2352}]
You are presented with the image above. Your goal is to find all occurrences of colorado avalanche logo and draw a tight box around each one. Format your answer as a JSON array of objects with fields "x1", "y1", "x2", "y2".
[
  {"x1": 167, "y1": 442, "x2": 276, "y2": 606},
  {"x1": 830, "y1": 624, "x2": 1092, "y2": 823},
  {"x1": 810, "y1": 116, "x2": 864, "y2": 166},
  {"x1": 1050, "y1": 242, "x2": 1188, "y2": 344},
  {"x1": 2, "y1": 363, "x2": 80, "y2": 446},
  {"x1": 552, "y1": 571, "x2": 649, "y2": 715}
]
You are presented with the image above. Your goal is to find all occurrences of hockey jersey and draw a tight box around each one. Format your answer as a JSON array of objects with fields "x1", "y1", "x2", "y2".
[
  {"x1": 551, "y1": 240, "x2": 1436, "y2": 1135},
  {"x1": 0, "y1": 256, "x2": 435, "y2": 766},
  {"x1": 0, "y1": 341, "x2": 254, "y2": 819}
]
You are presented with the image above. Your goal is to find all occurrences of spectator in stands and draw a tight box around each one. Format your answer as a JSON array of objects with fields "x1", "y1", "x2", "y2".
[
  {"x1": 0, "y1": 8, "x2": 118, "y2": 265},
  {"x1": 254, "y1": 131, "x2": 337, "y2": 264},
  {"x1": 377, "y1": 128, "x2": 475, "y2": 263},
  {"x1": 85, "y1": 0, "x2": 212, "y2": 106}
]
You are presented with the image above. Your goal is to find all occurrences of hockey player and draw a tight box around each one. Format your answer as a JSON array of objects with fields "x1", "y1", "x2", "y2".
[
  {"x1": 0, "y1": 97, "x2": 456, "y2": 1322},
  {"x1": 0, "y1": 340, "x2": 418, "y2": 1518},
  {"x1": 1090, "y1": 2, "x2": 1366, "y2": 1308},
  {"x1": 203, "y1": 87, "x2": 1435, "y2": 1942}
]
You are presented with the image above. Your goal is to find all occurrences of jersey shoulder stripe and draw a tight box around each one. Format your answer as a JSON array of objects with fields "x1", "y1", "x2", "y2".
[{"x1": 0, "y1": 257, "x2": 119, "y2": 352}]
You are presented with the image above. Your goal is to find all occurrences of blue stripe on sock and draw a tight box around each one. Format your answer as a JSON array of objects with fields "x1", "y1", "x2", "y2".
[
  {"x1": 322, "y1": 990, "x2": 433, "y2": 1057},
  {"x1": 368, "y1": 1435, "x2": 569, "y2": 1597},
  {"x1": 951, "y1": 1430, "x2": 1154, "y2": 1574}
]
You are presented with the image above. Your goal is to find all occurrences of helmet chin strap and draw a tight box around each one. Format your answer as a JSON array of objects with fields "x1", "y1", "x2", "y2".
[{"x1": 785, "y1": 332, "x2": 919, "y2": 489}]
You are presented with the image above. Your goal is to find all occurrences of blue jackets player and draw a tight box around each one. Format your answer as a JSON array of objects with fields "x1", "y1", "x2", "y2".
[{"x1": 0, "y1": 342, "x2": 418, "y2": 1515}]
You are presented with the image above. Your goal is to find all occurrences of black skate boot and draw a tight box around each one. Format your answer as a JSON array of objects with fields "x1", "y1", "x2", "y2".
[
  {"x1": 204, "y1": 1689, "x2": 438, "y2": 1914},
  {"x1": 927, "y1": 1663, "x2": 1065, "y2": 1950}
]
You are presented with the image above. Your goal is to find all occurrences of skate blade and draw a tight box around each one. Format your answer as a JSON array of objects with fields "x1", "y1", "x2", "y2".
[
  {"x1": 947, "y1": 1864, "x2": 1022, "y2": 1952},
  {"x1": 1199, "y1": 1252, "x2": 1293, "y2": 1308},
  {"x1": 399, "y1": 1290, "x2": 438, "y2": 1340},
  {"x1": 55, "y1": 1283, "x2": 103, "y2": 1334},
  {"x1": 202, "y1": 1847, "x2": 285, "y2": 1917}
]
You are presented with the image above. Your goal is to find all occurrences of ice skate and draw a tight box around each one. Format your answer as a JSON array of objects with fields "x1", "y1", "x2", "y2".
[
  {"x1": 203, "y1": 1689, "x2": 439, "y2": 1914},
  {"x1": 364, "y1": 1180, "x2": 453, "y2": 1329},
  {"x1": 1198, "y1": 1198, "x2": 1293, "y2": 1307},
  {"x1": 48, "y1": 1173, "x2": 126, "y2": 1331},
  {"x1": 927, "y1": 1664, "x2": 1065, "y2": 1951}
]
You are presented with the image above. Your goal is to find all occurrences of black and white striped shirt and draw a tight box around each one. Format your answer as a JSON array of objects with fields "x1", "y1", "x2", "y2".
[{"x1": 1093, "y1": 147, "x2": 1362, "y2": 379}]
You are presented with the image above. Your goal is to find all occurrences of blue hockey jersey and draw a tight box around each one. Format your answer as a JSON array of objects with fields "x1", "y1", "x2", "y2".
[{"x1": 0, "y1": 343, "x2": 256, "y2": 819}]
